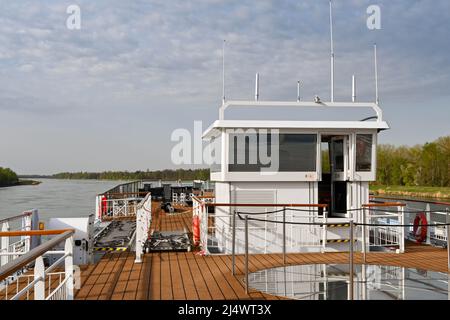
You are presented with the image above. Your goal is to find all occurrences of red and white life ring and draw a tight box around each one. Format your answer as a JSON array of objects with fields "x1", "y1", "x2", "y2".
[{"x1": 413, "y1": 212, "x2": 427, "y2": 243}]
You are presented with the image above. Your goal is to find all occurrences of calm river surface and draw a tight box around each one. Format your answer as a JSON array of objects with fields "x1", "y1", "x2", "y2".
[
  {"x1": 0, "y1": 179, "x2": 127, "y2": 222},
  {"x1": 1, "y1": 179, "x2": 448, "y2": 223}
]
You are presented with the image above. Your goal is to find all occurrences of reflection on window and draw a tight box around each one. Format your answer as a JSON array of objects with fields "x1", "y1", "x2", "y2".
[
  {"x1": 356, "y1": 134, "x2": 373, "y2": 172},
  {"x1": 228, "y1": 133, "x2": 317, "y2": 172},
  {"x1": 228, "y1": 133, "x2": 272, "y2": 172},
  {"x1": 333, "y1": 140, "x2": 344, "y2": 172},
  {"x1": 279, "y1": 134, "x2": 317, "y2": 172}
]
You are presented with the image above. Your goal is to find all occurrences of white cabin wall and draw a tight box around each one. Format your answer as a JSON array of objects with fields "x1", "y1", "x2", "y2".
[
  {"x1": 213, "y1": 181, "x2": 321, "y2": 254},
  {"x1": 348, "y1": 181, "x2": 369, "y2": 223}
]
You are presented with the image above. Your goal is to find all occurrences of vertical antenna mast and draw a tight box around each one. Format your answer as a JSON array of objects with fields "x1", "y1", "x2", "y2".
[
  {"x1": 222, "y1": 39, "x2": 226, "y2": 103},
  {"x1": 374, "y1": 43, "x2": 379, "y2": 105},
  {"x1": 255, "y1": 73, "x2": 260, "y2": 101},
  {"x1": 352, "y1": 75, "x2": 356, "y2": 102},
  {"x1": 329, "y1": 0, "x2": 335, "y2": 102}
]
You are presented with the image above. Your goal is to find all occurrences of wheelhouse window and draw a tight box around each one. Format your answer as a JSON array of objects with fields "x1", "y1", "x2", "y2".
[
  {"x1": 228, "y1": 133, "x2": 271, "y2": 172},
  {"x1": 228, "y1": 132, "x2": 317, "y2": 172},
  {"x1": 278, "y1": 134, "x2": 317, "y2": 172},
  {"x1": 356, "y1": 134, "x2": 373, "y2": 172}
]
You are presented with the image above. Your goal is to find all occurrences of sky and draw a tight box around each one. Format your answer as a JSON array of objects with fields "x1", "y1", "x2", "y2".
[{"x1": 0, "y1": 0, "x2": 449, "y2": 175}]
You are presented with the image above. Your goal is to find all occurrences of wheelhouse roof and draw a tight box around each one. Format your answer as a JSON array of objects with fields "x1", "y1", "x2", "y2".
[{"x1": 202, "y1": 120, "x2": 389, "y2": 139}]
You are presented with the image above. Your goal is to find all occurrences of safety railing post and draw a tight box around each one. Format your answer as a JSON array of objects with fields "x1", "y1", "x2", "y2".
[
  {"x1": 362, "y1": 207, "x2": 366, "y2": 263},
  {"x1": 34, "y1": 255, "x2": 45, "y2": 300},
  {"x1": 446, "y1": 208, "x2": 450, "y2": 271},
  {"x1": 65, "y1": 236, "x2": 74, "y2": 300},
  {"x1": 322, "y1": 207, "x2": 328, "y2": 253},
  {"x1": 283, "y1": 207, "x2": 286, "y2": 266},
  {"x1": 1, "y1": 222, "x2": 10, "y2": 267},
  {"x1": 232, "y1": 209, "x2": 236, "y2": 276},
  {"x1": 349, "y1": 220, "x2": 354, "y2": 301},
  {"x1": 400, "y1": 206, "x2": 405, "y2": 253},
  {"x1": 245, "y1": 215, "x2": 249, "y2": 295}
]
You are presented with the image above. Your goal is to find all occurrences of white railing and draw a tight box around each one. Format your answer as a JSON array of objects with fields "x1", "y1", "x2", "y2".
[
  {"x1": 0, "y1": 230, "x2": 75, "y2": 300},
  {"x1": 193, "y1": 196, "x2": 325, "y2": 255},
  {"x1": 403, "y1": 204, "x2": 449, "y2": 246},
  {"x1": 1, "y1": 210, "x2": 39, "y2": 267},
  {"x1": 362, "y1": 204, "x2": 405, "y2": 253},
  {"x1": 135, "y1": 193, "x2": 152, "y2": 263},
  {"x1": 96, "y1": 197, "x2": 141, "y2": 220}
]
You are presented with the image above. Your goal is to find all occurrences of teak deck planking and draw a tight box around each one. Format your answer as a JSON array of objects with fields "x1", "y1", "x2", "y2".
[{"x1": 74, "y1": 209, "x2": 450, "y2": 300}]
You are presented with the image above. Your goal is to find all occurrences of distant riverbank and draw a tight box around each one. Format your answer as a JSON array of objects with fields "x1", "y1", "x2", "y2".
[
  {"x1": 0, "y1": 179, "x2": 41, "y2": 188},
  {"x1": 370, "y1": 185, "x2": 450, "y2": 200}
]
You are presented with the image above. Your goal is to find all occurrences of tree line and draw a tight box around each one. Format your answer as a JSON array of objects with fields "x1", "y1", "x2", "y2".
[
  {"x1": 52, "y1": 168, "x2": 210, "y2": 181},
  {"x1": 0, "y1": 167, "x2": 19, "y2": 187},
  {"x1": 22, "y1": 135, "x2": 450, "y2": 188},
  {"x1": 376, "y1": 135, "x2": 449, "y2": 187}
]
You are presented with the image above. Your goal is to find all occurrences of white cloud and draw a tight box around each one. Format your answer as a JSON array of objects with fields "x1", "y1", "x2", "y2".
[{"x1": 0, "y1": 0, "x2": 449, "y2": 173}]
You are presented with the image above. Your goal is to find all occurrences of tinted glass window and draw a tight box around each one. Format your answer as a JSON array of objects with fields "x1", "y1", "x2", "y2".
[
  {"x1": 356, "y1": 134, "x2": 373, "y2": 171},
  {"x1": 228, "y1": 133, "x2": 317, "y2": 172}
]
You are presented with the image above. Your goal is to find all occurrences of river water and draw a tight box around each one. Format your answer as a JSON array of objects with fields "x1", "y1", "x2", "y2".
[
  {"x1": 1, "y1": 179, "x2": 448, "y2": 223},
  {"x1": 0, "y1": 179, "x2": 126, "y2": 222}
]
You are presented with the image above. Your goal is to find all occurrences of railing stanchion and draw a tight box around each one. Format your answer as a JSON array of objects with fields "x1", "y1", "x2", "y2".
[
  {"x1": 362, "y1": 207, "x2": 366, "y2": 263},
  {"x1": 283, "y1": 207, "x2": 286, "y2": 266},
  {"x1": 34, "y1": 255, "x2": 45, "y2": 300},
  {"x1": 65, "y1": 236, "x2": 74, "y2": 300},
  {"x1": 232, "y1": 209, "x2": 236, "y2": 276},
  {"x1": 245, "y1": 215, "x2": 249, "y2": 295},
  {"x1": 349, "y1": 220, "x2": 354, "y2": 301},
  {"x1": 446, "y1": 208, "x2": 450, "y2": 271}
]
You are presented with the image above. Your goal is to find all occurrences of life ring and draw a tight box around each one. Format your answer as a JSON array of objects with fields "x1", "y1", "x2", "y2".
[{"x1": 413, "y1": 212, "x2": 427, "y2": 243}]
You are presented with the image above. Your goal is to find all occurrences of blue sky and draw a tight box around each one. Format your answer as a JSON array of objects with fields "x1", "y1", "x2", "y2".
[{"x1": 0, "y1": 0, "x2": 449, "y2": 174}]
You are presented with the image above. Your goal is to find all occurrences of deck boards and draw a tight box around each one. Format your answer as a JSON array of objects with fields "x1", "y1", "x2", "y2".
[{"x1": 73, "y1": 210, "x2": 450, "y2": 300}]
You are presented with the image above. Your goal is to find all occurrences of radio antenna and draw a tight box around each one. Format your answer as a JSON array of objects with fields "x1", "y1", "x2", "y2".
[
  {"x1": 222, "y1": 39, "x2": 226, "y2": 103},
  {"x1": 329, "y1": 0, "x2": 335, "y2": 102},
  {"x1": 374, "y1": 43, "x2": 379, "y2": 105}
]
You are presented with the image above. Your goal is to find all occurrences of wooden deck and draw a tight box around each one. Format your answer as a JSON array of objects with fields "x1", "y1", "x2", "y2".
[{"x1": 75, "y1": 207, "x2": 450, "y2": 300}]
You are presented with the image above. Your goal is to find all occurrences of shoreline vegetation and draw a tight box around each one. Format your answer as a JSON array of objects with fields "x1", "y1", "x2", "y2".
[
  {"x1": 10, "y1": 135, "x2": 450, "y2": 199},
  {"x1": 21, "y1": 168, "x2": 210, "y2": 181},
  {"x1": 0, "y1": 167, "x2": 41, "y2": 188},
  {"x1": 370, "y1": 185, "x2": 450, "y2": 200}
]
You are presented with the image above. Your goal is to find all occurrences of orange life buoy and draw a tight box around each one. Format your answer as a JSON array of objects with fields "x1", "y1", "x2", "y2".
[
  {"x1": 413, "y1": 212, "x2": 427, "y2": 243},
  {"x1": 192, "y1": 215, "x2": 200, "y2": 246}
]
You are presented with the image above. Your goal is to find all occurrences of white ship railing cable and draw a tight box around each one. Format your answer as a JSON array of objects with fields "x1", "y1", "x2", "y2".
[
  {"x1": 237, "y1": 209, "x2": 450, "y2": 299},
  {"x1": 0, "y1": 229, "x2": 75, "y2": 300}
]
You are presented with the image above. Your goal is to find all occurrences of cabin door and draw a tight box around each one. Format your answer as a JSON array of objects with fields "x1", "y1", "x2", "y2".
[{"x1": 330, "y1": 136, "x2": 348, "y2": 217}]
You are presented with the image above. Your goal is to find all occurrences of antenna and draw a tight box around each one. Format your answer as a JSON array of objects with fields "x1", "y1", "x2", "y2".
[
  {"x1": 352, "y1": 75, "x2": 356, "y2": 102},
  {"x1": 374, "y1": 43, "x2": 379, "y2": 105},
  {"x1": 329, "y1": 0, "x2": 335, "y2": 102},
  {"x1": 255, "y1": 73, "x2": 260, "y2": 101},
  {"x1": 222, "y1": 39, "x2": 226, "y2": 103},
  {"x1": 297, "y1": 81, "x2": 301, "y2": 102}
]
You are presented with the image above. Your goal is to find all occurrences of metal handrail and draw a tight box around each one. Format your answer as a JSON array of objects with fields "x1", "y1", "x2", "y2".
[
  {"x1": 0, "y1": 230, "x2": 74, "y2": 282},
  {"x1": 0, "y1": 211, "x2": 32, "y2": 224}
]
